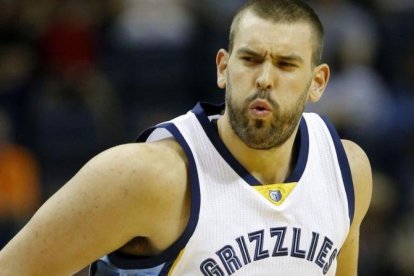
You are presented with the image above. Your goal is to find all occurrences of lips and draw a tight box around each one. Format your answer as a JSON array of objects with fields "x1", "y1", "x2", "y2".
[
  {"x1": 248, "y1": 99, "x2": 272, "y2": 117},
  {"x1": 249, "y1": 99, "x2": 272, "y2": 111}
]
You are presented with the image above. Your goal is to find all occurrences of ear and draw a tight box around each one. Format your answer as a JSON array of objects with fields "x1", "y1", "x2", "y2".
[
  {"x1": 309, "y1": 63, "x2": 330, "y2": 102},
  {"x1": 216, "y1": 49, "x2": 229, "y2": 89}
]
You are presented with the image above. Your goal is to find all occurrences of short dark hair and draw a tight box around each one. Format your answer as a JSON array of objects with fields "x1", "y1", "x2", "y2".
[{"x1": 228, "y1": 0, "x2": 324, "y2": 66}]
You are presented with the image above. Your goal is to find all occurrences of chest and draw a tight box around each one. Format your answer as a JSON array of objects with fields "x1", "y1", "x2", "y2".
[{"x1": 170, "y1": 175, "x2": 347, "y2": 276}]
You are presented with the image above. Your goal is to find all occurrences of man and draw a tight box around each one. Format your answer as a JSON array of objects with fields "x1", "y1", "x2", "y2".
[{"x1": 0, "y1": 0, "x2": 372, "y2": 275}]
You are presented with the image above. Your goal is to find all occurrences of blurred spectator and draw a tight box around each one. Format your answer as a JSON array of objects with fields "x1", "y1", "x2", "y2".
[
  {"x1": 360, "y1": 171, "x2": 398, "y2": 275},
  {"x1": 40, "y1": 0, "x2": 99, "y2": 75},
  {"x1": 185, "y1": 0, "x2": 244, "y2": 104},
  {"x1": 106, "y1": 0, "x2": 198, "y2": 135},
  {"x1": 308, "y1": 0, "x2": 392, "y2": 164},
  {"x1": 389, "y1": 37, "x2": 414, "y2": 213},
  {"x1": 0, "y1": 110, "x2": 40, "y2": 248},
  {"x1": 0, "y1": 43, "x2": 37, "y2": 146},
  {"x1": 188, "y1": 0, "x2": 244, "y2": 33},
  {"x1": 29, "y1": 0, "x2": 124, "y2": 195},
  {"x1": 110, "y1": 0, "x2": 195, "y2": 48},
  {"x1": 373, "y1": 0, "x2": 414, "y2": 14},
  {"x1": 390, "y1": 208, "x2": 414, "y2": 276}
]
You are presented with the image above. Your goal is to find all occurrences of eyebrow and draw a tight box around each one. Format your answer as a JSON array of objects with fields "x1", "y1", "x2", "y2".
[
  {"x1": 236, "y1": 47, "x2": 304, "y2": 64},
  {"x1": 276, "y1": 54, "x2": 304, "y2": 64},
  {"x1": 236, "y1": 47, "x2": 264, "y2": 57}
]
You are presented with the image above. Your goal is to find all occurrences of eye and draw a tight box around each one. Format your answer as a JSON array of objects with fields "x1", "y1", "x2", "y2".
[
  {"x1": 241, "y1": 56, "x2": 253, "y2": 62},
  {"x1": 277, "y1": 61, "x2": 297, "y2": 70},
  {"x1": 241, "y1": 56, "x2": 259, "y2": 63},
  {"x1": 278, "y1": 61, "x2": 295, "y2": 67}
]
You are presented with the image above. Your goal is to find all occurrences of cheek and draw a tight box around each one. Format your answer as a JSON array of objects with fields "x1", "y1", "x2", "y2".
[
  {"x1": 227, "y1": 71, "x2": 252, "y2": 101},
  {"x1": 280, "y1": 79, "x2": 311, "y2": 108},
  {"x1": 230, "y1": 71, "x2": 250, "y2": 89},
  {"x1": 228, "y1": 63, "x2": 255, "y2": 86},
  {"x1": 279, "y1": 72, "x2": 303, "y2": 87},
  {"x1": 281, "y1": 72, "x2": 312, "y2": 94}
]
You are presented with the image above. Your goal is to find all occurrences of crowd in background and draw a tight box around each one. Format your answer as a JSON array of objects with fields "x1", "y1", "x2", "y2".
[{"x1": 0, "y1": 0, "x2": 413, "y2": 275}]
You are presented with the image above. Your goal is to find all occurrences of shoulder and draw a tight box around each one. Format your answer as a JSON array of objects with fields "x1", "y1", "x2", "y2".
[
  {"x1": 70, "y1": 139, "x2": 189, "y2": 235},
  {"x1": 87, "y1": 139, "x2": 188, "y2": 198},
  {"x1": 0, "y1": 139, "x2": 189, "y2": 274},
  {"x1": 89, "y1": 139, "x2": 187, "y2": 178},
  {"x1": 95, "y1": 139, "x2": 186, "y2": 168},
  {"x1": 341, "y1": 139, "x2": 372, "y2": 226}
]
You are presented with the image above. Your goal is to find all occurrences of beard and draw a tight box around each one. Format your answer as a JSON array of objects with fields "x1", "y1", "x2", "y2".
[{"x1": 226, "y1": 81, "x2": 310, "y2": 150}]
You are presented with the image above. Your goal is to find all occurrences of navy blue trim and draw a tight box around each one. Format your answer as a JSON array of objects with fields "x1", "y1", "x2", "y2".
[
  {"x1": 321, "y1": 116, "x2": 355, "y2": 224},
  {"x1": 136, "y1": 122, "x2": 171, "y2": 142},
  {"x1": 106, "y1": 123, "x2": 201, "y2": 270},
  {"x1": 136, "y1": 127, "x2": 156, "y2": 142},
  {"x1": 192, "y1": 102, "x2": 309, "y2": 185},
  {"x1": 159, "y1": 259, "x2": 176, "y2": 275},
  {"x1": 192, "y1": 102, "x2": 259, "y2": 185},
  {"x1": 285, "y1": 118, "x2": 309, "y2": 183}
]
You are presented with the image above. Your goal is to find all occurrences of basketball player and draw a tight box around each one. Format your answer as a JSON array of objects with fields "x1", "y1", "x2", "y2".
[{"x1": 0, "y1": 0, "x2": 372, "y2": 275}]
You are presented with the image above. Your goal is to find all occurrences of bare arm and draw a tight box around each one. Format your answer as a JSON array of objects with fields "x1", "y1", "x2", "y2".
[
  {"x1": 336, "y1": 140, "x2": 373, "y2": 276},
  {"x1": 0, "y1": 140, "x2": 188, "y2": 275}
]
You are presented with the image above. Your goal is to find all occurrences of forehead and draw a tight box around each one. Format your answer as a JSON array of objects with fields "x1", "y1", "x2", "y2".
[{"x1": 234, "y1": 11, "x2": 314, "y2": 60}]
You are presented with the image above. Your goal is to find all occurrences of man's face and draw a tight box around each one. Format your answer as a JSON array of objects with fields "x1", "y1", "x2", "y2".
[{"x1": 220, "y1": 11, "x2": 317, "y2": 150}]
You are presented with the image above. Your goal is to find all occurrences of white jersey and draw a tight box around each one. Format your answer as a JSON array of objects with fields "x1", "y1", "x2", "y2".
[{"x1": 90, "y1": 102, "x2": 354, "y2": 276}]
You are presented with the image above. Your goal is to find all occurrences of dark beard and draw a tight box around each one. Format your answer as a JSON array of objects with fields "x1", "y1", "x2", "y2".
[{"x1": 226, "y1": 83, "x2": 309, "y2": 150}]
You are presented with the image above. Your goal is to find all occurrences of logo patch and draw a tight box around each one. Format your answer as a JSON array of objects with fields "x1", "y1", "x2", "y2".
[{"x1": 269, "y1": 190, "x2": 282, "y2": 202}]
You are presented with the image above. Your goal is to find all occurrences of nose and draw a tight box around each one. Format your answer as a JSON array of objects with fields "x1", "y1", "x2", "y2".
[{"x1": 256, "y1": 62, "x2": 275, "y2": 91}]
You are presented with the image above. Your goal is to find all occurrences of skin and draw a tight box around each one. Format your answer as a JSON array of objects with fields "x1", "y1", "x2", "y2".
[
  {"x1": 0, "y1": 10, "x2": 372, "y2": 276},
  {"x1": 216, "y1": 11, "x2": 329, "y2": 184}
]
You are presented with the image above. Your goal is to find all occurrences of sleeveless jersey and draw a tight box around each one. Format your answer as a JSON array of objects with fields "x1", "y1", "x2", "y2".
[{"x1": 90, "y1": 102, "x2": 354, "y2": 276}]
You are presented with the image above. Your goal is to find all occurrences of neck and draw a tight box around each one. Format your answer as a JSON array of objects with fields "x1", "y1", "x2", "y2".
[{"x1": 217, "y1": 115, "x2": 300, "y2": 184}]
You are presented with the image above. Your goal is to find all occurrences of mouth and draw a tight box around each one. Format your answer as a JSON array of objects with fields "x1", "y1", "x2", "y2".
[{"x1": 248, "y1": 99, "x2": 272, "y2": 117}]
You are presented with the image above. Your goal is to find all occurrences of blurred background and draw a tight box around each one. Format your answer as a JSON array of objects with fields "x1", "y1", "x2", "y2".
[{"x1": 0, "y1": 0, "x2": 412, "y2": 275}]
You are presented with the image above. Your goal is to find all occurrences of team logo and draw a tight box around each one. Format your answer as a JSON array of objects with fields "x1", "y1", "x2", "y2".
[{"x1": 269, "y1": 190, "x2": 282, "y2": 202}]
